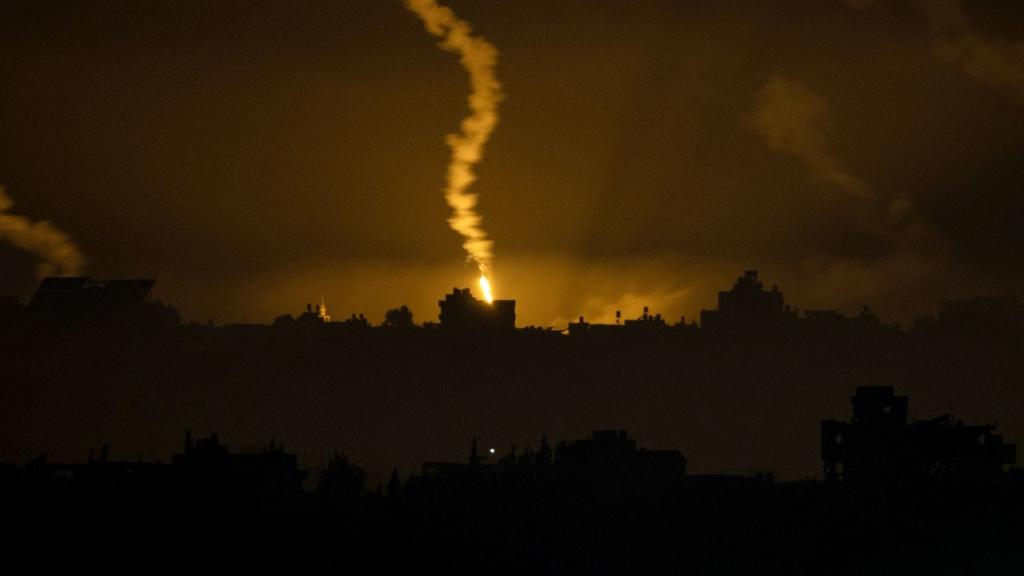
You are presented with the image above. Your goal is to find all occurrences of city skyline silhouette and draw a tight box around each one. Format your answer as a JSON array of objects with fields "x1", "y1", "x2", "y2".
[{"x1": 3, "y1": 1, "x2": 1024, "y2": 571}]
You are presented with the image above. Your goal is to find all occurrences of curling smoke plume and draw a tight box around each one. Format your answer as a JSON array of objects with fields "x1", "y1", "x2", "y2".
[
  {"x1": 751, "y1": 76, "x2": 921, "y2": 235},
  {"x1": 0, "y1": 185, "x2": 85, "y2": 278},
  {"x1": 405, "y1": 0, "x2": 501, "y2": 280}
]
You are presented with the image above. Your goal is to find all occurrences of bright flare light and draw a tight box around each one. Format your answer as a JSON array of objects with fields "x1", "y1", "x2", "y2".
[{"x1": 479, "y1": 275, "x2": 494, "y2": 304}]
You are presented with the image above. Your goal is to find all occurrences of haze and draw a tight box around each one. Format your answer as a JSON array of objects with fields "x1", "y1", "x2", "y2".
[{"x1": 2, "y1": 0, "x2": 1023, "y2": 326}]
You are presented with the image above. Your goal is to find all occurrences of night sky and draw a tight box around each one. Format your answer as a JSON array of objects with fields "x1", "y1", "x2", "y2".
[{"x1": 2, "y1": 0, "x2": 1023, "y2": 327}]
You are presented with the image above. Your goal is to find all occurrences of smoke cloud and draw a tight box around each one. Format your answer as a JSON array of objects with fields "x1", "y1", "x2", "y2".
[
  {"x1": 845, "y1": 0, "x2": 1024, "y2": 95},
  {"x1": 917, "y1": 0, "x2": 1024, "y2": 94},
  {"x1": 751, "y1": 76, "x2": 924, "y2": 234},
  {"x1": 752, "y1": 77, "x2": 873, "y2": 202},
  {"x1": 405, "y1": 0, "x2": 501, "y2": 277},
  {"x1": 0, "y1": 186, "x2": 85, "y2": 278},
  {"x1": 751, "y1": 76, "x2": 935, "y2": 291}
]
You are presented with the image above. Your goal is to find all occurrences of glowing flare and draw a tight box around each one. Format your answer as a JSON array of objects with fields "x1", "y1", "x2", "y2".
[{"x1": 479, "y1": 275, "x2": 494, "y2": 304}]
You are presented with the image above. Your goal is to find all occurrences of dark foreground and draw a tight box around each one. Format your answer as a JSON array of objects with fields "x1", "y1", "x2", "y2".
[{"x1": 4, "y1": 459, "x2": 1023, "y2": 574}]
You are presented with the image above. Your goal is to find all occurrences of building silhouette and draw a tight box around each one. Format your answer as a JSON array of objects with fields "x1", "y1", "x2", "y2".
[
  {"x1": 821, "y1": 386, "x2": 1016, "y2": 486},
  {"x1": 438, "y1": 287, "x2": 515, "y2": 331},
  {"x1": 568, "y1": 307, "x2": 670, "y2": 332},
  {"x1": 22, "y1": 276, "x2": 180, "y2": 329},
  {"x1": 30, "y1": 277, "x2": 154, "y2": 313},
  {"x1": 297, "y1": 298, "x2": 331, "y2": 324},
  {"x1": 928, "y1": 295, "x2": 1024, "y2": 345},
  {"x1": 939, "y1": 295, "x2": 1022, "y2": 327},
  {"x1": 405, "y1": 430, "x2": 685, "y2": 495},
  {"x1": 555, "y1": 429, "x2": 687, "y2": 488},
  {"x1": 700, "y1": 270, "x2": 796, "y2": 336},
  {"x1": 172, "y1": 432, "x2": 307, "y2": 497}
]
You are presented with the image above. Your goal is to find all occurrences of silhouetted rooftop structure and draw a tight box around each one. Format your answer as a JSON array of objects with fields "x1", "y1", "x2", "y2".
[
  {"x1": 567, "y1": 315, "x2": 618, "y2": 336},
  {"x1": 700, "y1": 270, "x2": 796, "y2": 335},
  {"x1": 404, "y1": 430, "x2": 685, "y2": 497},
  {"x1": 172, "y1": 432, "x2": 306, "y2": 495},
  {"x1": 822, "y1": 386, "x2": 1016, "y2": 486},
  {"x1": 555, "y1": 429, "x2": 687, "y2": 487},
  {"x1": 567, "y1": 306, "x2": 693, "y2": 338},
  {"x1": 622, "y1": 306, "x2": 668, "y2": 329},
  {"x1": 27, "y1": 276, "x2": 156, "y2": 323},
  {"x1": 25, "y1": 447, "x2": 165, "y2": 492},
  {"x1": 940, "y1": 295, "x2": 1021, "y2": 323},
  {"x1": 438, "y1": 287, "x2": 515, "y2": 331},
  {"x1": 296, "y1": 298, "x2": 331, "y2": 324},
  {"x1": 935, "y1": 295, "x2": 1023, "y2": 341},
  {"x1": 420, "y1": 461, "x2": 469, "y2": 480}
]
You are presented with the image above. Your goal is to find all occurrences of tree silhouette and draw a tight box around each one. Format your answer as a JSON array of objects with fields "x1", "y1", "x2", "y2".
[
  {"x1": 537, "y1": 434, "x2": 552, "y2": 468},
  {"x1": 317, "y1": 451, "x2": 367, "y2": 508},
  {"x1": 386, "y1": 468, "x2": 401, "y2": 502},
  {"x1": 383, "y1": 305, "x2": 414, "y2": 328}
]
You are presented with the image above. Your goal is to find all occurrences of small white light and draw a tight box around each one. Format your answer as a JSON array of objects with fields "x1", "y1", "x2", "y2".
[{"x1": 489, "y1": 448, "x2": 495, "y2": 454}]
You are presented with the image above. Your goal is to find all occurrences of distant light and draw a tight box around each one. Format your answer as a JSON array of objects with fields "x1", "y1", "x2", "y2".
[{"x1": 489, "y1": 448, "x2": 495, "y2": 454}]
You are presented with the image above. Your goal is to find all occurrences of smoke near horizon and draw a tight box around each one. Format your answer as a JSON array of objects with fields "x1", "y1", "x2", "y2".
[
  {"x1": 404, "y1": 0, "x2": 501, "y2": 278},
  {"x1": 2, "y1": 1, "x2": 1023, "y2": 327},
  {"x1": 0, "y1": 186, "x2": 85, "y2": 279},
  {"x1": 750, "y1": 75, "x2": 940, "y2": 309}
]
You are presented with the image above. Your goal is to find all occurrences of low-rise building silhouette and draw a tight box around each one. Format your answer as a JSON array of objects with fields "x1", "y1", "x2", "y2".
[
  {"x1": 555, "y1": 429, "x2": 687, "y2": 487},
  {"x1": 30, "y1": 277, "x2": 154, "y2": 315},
  {"x1": 23, "y1": 276, "x2": 179, "y2": 329},
  {"x1": 172, "y1": 432, "x2": 306, "y2": 496},
  {"x1": 406, "y1": 430, "x2": 685, "y2": 496}
]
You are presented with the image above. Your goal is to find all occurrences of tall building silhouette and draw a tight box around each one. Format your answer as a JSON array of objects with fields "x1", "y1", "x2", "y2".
[
  {"x1": 821, "y1": 386, "x2": 1016, "y2": 486},
  {"x1": 438, "y1": 287, "x2": 515, "y2": 331},
  {"x1": 700, "y1": 270, "x2": 796, "y2": 336}
]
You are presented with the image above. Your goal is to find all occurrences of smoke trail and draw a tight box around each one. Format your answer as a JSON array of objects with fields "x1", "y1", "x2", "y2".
[
  {"x1": 0, "y1": 185, "x2": 85, "y2": 278},
  {"x1": 405, "y1": 0, "x2": 501, "y2": 277}
]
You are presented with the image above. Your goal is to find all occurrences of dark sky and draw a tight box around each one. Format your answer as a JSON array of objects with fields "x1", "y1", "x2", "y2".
[{"x1": 2, "y1": 0, "x2": 1023, "y2": 327}]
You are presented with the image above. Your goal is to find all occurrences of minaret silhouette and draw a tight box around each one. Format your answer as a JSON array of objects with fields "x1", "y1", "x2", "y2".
[{"x1": 317, "y1": 295, "x2": 331, "y2": 322}]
